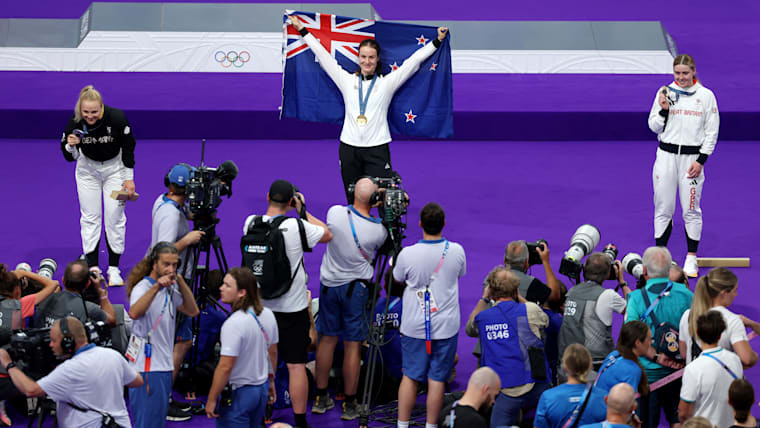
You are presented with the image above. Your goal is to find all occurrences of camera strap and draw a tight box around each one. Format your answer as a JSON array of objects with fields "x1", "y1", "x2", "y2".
[
  {"x1": 640, "y1": 281, "x2": 673, "y2": 325},
  {"x1": 424, "y1": 240, "x2": 449, "y2": 355},
  {"x1": 247, "y1": 309, "x2": 274, "y2": 377},
  {"x1": 347, "y1": 207, "x2": 372, "y2": 263},
  {"x1": 562, "y1": 352, "x2": 620, "y2": 428},
  {"x1": 66, "y1": 401, "x2": 121, "y2": 427}
]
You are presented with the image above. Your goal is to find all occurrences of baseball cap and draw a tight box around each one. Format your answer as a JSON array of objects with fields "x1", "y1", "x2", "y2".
[
  {"x1": 167, "y1": 164, "x2": 192, "y2": 186},
  {"x1": 269, "y1": 179, "x2": 296, "y2": 203}
]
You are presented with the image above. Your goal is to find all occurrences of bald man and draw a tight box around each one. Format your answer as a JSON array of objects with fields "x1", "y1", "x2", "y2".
[
  {"x1": 438, "y1": 367, "x2": 501, "y2": 428},
  {"x1": 313, "y1": 177, "x2": 389, "y2": 420},
  {"x1": 580, "y1": 383, "x2": 640, "y2": 428},
  {"x1": 0, "y1": 317, "x2": 143, "y2": 427}
]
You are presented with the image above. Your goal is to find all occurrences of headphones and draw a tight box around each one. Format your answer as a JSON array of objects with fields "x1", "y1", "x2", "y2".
[
  {"x1": 150, "y1": 241, "x2": 177, "y2": 265},
  {"x1": 164, "y1": 163, "x2": 194, "y2": 188},
  {"x1": 59, "y1": 317, "x2": 76, "y2": 356}
]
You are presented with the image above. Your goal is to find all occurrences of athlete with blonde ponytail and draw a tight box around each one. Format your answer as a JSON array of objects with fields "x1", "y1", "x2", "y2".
[{"x1": 678, "y1": 267, "x2": 758, "y2": 367}]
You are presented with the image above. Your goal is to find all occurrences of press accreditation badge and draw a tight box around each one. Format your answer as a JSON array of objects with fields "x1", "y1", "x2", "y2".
[
  {"x1": 416, "y1": 289, "x2": 439, "y2": 315},
  {"x1": 125, "y1": 335, "x2": 144, "y2": 363}
]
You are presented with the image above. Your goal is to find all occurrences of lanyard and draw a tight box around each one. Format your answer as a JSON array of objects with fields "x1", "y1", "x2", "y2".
[
  {"x1": 358, "y1": 74, "x2": 377, "y2": 117},
  {"x1": 425, "y1": 240, "x2": 449, "y2": 354},
  {"x1": 248, "y1": 309, "x2": 274, "y2": 375},
  {"x1": 704, "y1": 352, "x2": 739, "y2": 379},
  {"x1": 640, "y1": 281, "x2": 673, "y2": 322},
  {"x1": 448, "y1": 400, "x2": 459, "y2": 427},
  {"x1": 347, "y1": 208, "x2": 372, "y2": 262},
  {"x1": 562, "y1": 352, "x2": 620, "y2": 428},
  {"x1": 144, "y1": 280, "x2": 173, "y2": 373}
]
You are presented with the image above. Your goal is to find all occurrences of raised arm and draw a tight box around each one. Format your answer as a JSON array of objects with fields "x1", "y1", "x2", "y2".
[
  {"x1": 648, "y1": 87, "x2": 669, "y2": 134},
  {"x1": 289, "y1": 15, "x2": 351, "y2": 90},
  {"x1": 383, "y1": 27, "x2": 448, "y2": 92}
]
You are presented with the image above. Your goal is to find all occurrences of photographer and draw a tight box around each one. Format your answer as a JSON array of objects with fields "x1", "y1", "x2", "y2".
[
  {"x1": 558, "y1": 253, "x2": 630, "y2": 373},
  {"x1": 0, "y1": 316, "x2": 143, "y2": 427},
  {"x1": 150, "y1": 163, "x2": 205, "y2": 420},
  {"x1": 312, "y1": 177, "x2": 388, "y2": 420},
  {"x1": 125, "y1": 242, "x2": 199, "y2": 427},
  {"x1": 466, "y1": 267, "x2": 549, "y2": 427},
  {"x1": 393, "y1": 203, "x2": 466, "y2": 428},
  {"x1": 241, "y1": 179, "x2": 331, "y2": 428},
  {"x1": 34, "y1": 260, "x2": 116, "y2": 328},
  {"x1": 61, "y1": 85, "x2": 137, "y2": 286},
  {"x1": 205, "y1": 267, "x2": 278, "y2": 426},
  {"x1": 0, "y1": 264, "x2": 59, "y2": 401},
  {"x1": 625, "y1": 246, "x2": 692, "y2": 428},
  {"x1": 503, "y1": 240, "x2": 561, "y2": 305}
]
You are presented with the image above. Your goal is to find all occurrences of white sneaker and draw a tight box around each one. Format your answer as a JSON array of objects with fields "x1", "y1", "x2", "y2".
[
  {"x1": 684, "y1": 255, "x2": 699, "y2": 278},
  {"x1": 107, "y1": 266, "x2": 124, "y2": 286}
]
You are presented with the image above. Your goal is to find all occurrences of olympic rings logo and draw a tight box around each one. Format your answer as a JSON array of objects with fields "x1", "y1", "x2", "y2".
[{"x1": 214, "y1": 50, "x2": 251, "y2": 68}]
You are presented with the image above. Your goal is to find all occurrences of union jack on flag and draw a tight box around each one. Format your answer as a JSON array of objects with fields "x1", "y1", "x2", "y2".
[{"x1": 280, "y1": 11, "x2": 453, "y2": 139}]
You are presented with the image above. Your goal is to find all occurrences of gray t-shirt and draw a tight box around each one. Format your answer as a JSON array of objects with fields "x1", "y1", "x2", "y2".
[
  {"x1": 320, "y1": 205, "x2": 387, "y2": 287},
  {"x1": 150, "y1": 194, "x2": 193, "y2": 279}
]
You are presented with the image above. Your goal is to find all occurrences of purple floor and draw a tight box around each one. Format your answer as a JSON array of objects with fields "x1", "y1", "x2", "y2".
[{"x1": 1, "y1": 137, "x2": 759, "y2": 427}]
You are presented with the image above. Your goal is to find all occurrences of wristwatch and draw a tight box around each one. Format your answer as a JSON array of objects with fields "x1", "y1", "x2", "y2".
[
  {"x1": 5, "y1": 362, "x2": 17, "y2": 371},
  {"x1": 480, "y1": 297, "x2": 490, "y2": 304}
]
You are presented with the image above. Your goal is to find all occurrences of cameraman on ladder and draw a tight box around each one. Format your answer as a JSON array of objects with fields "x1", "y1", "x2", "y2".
[{"x1": 241, "y1": 179, "x2": 332, "y2": 428}]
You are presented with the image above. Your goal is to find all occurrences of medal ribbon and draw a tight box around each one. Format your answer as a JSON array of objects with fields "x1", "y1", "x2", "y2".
[
  {"x1": 425, "y1": 240, "x2": 450, "y2": 355},
  {"x1": 358, "y1": 74, "x2": 377, "y2": 118}
]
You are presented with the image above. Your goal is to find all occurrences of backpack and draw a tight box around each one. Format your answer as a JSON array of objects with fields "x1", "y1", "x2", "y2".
[{"x1": 240, "y1": 216, "x2": 309, "y2": 299}]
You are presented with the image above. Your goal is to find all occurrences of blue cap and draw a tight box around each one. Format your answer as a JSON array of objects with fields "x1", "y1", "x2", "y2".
[{"x1": 167, "y1": 164, "x2": 191, "y2": 186}]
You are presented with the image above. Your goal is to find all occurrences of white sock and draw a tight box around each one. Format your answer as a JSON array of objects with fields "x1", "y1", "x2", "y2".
[
  {"x1": 397, "y1": 421, "x2": 409, "y2": 428},
  {"x1": 425, "y1": 424, "x2": 438, "y2": 428}
]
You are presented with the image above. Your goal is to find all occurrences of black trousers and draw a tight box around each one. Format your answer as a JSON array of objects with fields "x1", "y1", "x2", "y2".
[{"x1": 339, "y1": 142, "x2": 392, "y2": 201}]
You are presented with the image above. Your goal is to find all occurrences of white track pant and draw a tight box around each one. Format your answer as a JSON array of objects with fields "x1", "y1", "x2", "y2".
[
  {"x1": 75, "y1": 155, "x2": 127, "y2": 254},
  {"x1": 652, "y1": 148, "x2": 704, "y2": 242}
]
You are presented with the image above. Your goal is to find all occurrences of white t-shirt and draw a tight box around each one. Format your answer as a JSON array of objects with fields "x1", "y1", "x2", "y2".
[
  {"x1": 393, "y1": 239, "x2": 466, "y2": 339},
  {"x1": 320, "y1": 205, "x2": 387, "y2": 287},
  {"x1": 242, "y1": 215, "x2": 324, "y2": 313},
  {"x1": 595, "y1": 289, "x2": 627, "y2": 326},
  {"x1": 128, "y1": 277, "x2": 184, "y2": 372},
  {"x1": 680, "y1": 347, "x2": 742, "y2": 428},
  {"x1": 38, "y1": 345, "x2": 138, "y2": 428},
  {"x1": 150, "y1": 194, "x2": 193, "y2": 278},
  {"x1": 679, "y1": 306, "x2": 748, "y2": 361},
  {"x1": 220, "y1": 306, "x2": 279, "y2": 388},
  {"x1": 301, "y1": 32, "x2": 438, "y2": 148}
]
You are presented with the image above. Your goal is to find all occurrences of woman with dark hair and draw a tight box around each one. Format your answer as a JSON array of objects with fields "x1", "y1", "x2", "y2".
[
  {"x1": 288, "y1": 15, "x2": 448, "y2": 197},
  {"x1": 583, "y1": 320, "x2": 653, "y2": 424},
  {"x1": 679, "y1": 267, "x2": 758, "y2": 367},
  {"x1": 62, "y1": 85, "x2": 137, "y2": 286},
  {"x1": 729, "y1": 379, "x2": 758, "y2": 428},
  {"x1": 648, "y1": 54, "x2": 719, "y2": 277},
  {"x1": 205, "y1": 267, "x2": 278, "y2": 427}
]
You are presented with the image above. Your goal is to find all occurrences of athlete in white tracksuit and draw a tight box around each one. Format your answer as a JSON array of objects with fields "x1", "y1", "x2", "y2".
[
  {"x1": 61, "y1": 86, "x2": 136, "y2": 284},
  {"x1": 647, "y1": 54, "x2": 719, "y2": 276}
]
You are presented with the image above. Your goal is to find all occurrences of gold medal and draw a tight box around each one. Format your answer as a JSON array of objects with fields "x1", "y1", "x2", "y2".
[{"x1": 356, "y1": 114, "x2": 368, "y2": 126}]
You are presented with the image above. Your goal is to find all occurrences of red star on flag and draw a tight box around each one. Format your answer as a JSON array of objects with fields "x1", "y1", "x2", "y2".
[
  {"x1": 405, "y1": 109, "x2": 417, "y2": 123},
  {"x1": 416, "y1": 34, "x2": 428, "y2": 45},
  {"x1": 390, "y1": 61, "x2": 400, "y2": 71},
  {"x1": 429, "y1": 63, "x2": 438, "y2": 71}
]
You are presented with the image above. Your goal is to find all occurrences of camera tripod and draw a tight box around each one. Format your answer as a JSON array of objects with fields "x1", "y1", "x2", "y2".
[
  {"x1": 182, "y1": 220, "x2": 230, "y2": 394},
  {"x1": 357, "y1": 220, "x2": 405, "y2": 428},
  {"x1": 26, "y1": 396, "x2": 57, "y2": 428}
]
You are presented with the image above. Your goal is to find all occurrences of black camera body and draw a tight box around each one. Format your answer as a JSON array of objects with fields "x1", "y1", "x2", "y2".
[
  {"x1": 6, "y1": 327, "x2": 55, "y2": 378},
  {"x1": 526, "y1": 239, "x2": 547, "y2": 266},
  {"x1": 602, "y1": 244, "x2": 619, "y2": 280},
  {"x1": 186, "y1": 167, "x2": 230, "y2": 218}
]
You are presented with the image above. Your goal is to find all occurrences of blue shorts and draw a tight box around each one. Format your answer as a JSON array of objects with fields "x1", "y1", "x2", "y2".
[
  {"x1": 176, "y1": 314, "x2": 192, "y2": 342},
  {"x1": 129, "y1": 370, "x2": 172, "y2": 428},
  {"x1": 217, "y1": 382, "x2": 268, "y2": 428},
  {"x1": 316, "y1": 281, "x2": 369, "y2": 341},
  {"x1": 401, "y1": 335, "x2": 458, "y2": 383}
]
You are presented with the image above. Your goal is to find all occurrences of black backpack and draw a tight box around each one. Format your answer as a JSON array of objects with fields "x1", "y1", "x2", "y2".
[{"x1": 240, "y1": 216, "x2": 310, "y2": 299}]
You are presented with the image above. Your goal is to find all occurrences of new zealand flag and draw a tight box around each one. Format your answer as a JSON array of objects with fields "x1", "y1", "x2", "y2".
[{"x1": 281, "y1": 11, "x2": 453, "y2": 139}]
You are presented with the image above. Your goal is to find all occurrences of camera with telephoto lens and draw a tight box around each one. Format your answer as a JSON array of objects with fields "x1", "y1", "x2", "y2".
[
  {"x1": 601, "y1": 243, "x2": 619, "y2": 280},
  {"x1": 37, "y1": 258, "x2": 58, "y2": 279},
  {"x1": 622, "y1": 252, "x2": 645, "y2": 287},
  {"x1": 526, "y1": 240, "x2": 548, "y2": 266},
  {"x1": 185, "y1": 160, "x2": 238, "y2": 228},
  {"x1": 559, "y1": 224, "x2": 600, "y2": 281}
]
